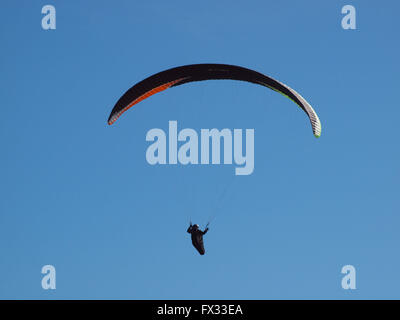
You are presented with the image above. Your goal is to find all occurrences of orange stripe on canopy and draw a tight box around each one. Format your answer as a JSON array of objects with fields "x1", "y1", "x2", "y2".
[{"x1": 108, "y1": 78, "x2": 186, "y2": 125}]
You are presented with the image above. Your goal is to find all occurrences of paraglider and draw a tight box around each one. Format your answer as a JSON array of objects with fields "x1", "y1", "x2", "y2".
[
  {"x1": 108, "y1": 64, "x2": 323, "y2": 256},
  {"x1": 108, "y1": 63, "x2": 321, "y2": 138},
  {"x1": 187, "y1": 223, "x2": 209, "y2": 255}
]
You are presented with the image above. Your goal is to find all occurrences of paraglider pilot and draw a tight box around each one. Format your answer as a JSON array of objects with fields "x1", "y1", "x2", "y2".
[{"x1": 187, "y1": 223, "x2": 209, "y2": 255}]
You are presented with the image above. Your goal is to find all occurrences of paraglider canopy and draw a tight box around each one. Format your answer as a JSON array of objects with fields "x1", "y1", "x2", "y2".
[{"x1": 108, "y1": 64, "x2": 321, "y2": 138}]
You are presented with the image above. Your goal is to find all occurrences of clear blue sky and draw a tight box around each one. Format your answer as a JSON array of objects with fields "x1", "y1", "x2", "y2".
[{"x1": 0, "y1": 0, "x2": 399, "y2": 299}]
